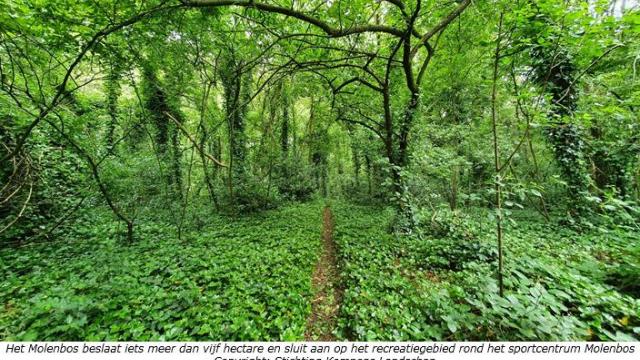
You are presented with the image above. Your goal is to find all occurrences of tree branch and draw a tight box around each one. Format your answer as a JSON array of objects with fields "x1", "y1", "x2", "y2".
[
  {"x1": 409, "y1": 0, "x2": 471, "y2": 59},
  {"x1": 164, "y1": 112, "x2": 228, "y2": 168},
  {"x1": 1, "y1": 3, "x2": 181, "y2": 164},
  {"x1": 183, "y1": 0, "x2": 404, "y2": 37}
]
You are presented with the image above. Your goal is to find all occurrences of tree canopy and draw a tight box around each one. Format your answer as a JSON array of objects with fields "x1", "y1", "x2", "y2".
[{"x1": 1, "y1": 0, "x2": 639, "y2": 341}]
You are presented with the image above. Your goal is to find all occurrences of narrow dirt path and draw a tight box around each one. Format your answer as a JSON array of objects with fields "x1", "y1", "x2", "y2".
[{"x1": 305, "y1": 206, "x2": 343, "y2": 340}]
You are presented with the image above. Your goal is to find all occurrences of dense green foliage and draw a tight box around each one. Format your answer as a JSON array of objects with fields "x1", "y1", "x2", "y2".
[
  {"x1": 0, "y1": 203, "x2": 322, "y2": 340},
  {"x1": 1, "y1": 0, "x2": 639, "y2": 341},
  {"x1": 333, "y1": 202, "x2": 639, "y2": 340}
]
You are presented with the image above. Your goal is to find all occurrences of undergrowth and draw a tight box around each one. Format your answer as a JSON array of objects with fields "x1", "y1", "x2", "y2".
[
  {"x1": 331, "y1": 202, "x2": 640, "y2": 341},
  {"x1": 0, "y1": 202, "x2": 323, "y2": 340}
]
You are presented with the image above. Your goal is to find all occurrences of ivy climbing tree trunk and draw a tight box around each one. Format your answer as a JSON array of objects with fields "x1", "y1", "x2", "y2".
[
  {"x1": 220, "y1": 51, "x2": 251, "y2": 207},
  {"x1": 141, "y1": 64, "x2": 183, "y2": 197},
  {"x1": 527, "y1": 6, "x2": 591, "y2": 218},
  {"x1": 105, "y1": 62, "x2": 121, "y2": 153},
  {"x1": 281, "y1": 80, "x2": 290, "y2": 156}
]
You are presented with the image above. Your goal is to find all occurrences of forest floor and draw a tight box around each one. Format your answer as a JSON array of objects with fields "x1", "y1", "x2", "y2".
[
  {"x1": 305, "y1": 206, "x2": 342, "y2": 340},
  {"x1": 330, "y1": 202, "x2": 639, "y2": 341},
  {"x1": 0, "y1": 202, "x2": 325, "y2": 340},
  {"x1": 0, "y1": 201, "x2": 638, "y2": 341}
]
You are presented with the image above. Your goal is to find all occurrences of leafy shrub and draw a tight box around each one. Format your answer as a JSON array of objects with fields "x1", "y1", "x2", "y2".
[
  {"x1": 606, "y1": 245, "x2": 640, "y2": 297},
  {"x1": 273, "y1": 157, "x2": 316, "y2": 201},
  {"x1": 229, "y1": 175, "x2": 281, "y2": 214},
  {"x1": 417, "y1": 207, "x2": 496, "y2": 270},
  {"x1": 594, "y1": 190, "x2": 640, "y2": 226},
  {"x1": 419, "y1": 207, "x2": 479, "y2": 239},
  {"x1": 427, "y1": 239, "x2": 497, "y2": 271},
  {"x1": 1, "y1": 138, "x2": 87, "y2": 245}
]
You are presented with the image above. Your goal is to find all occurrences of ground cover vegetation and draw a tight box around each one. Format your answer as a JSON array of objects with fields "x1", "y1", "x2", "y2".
[{"x1": 0, "y1": 0, "x2": 639, "y2": 341}]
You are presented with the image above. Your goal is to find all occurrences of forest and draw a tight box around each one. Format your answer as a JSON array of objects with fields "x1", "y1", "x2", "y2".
[{"x1": 0, "y1": 0, "x2": 639, "y2": 341}]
